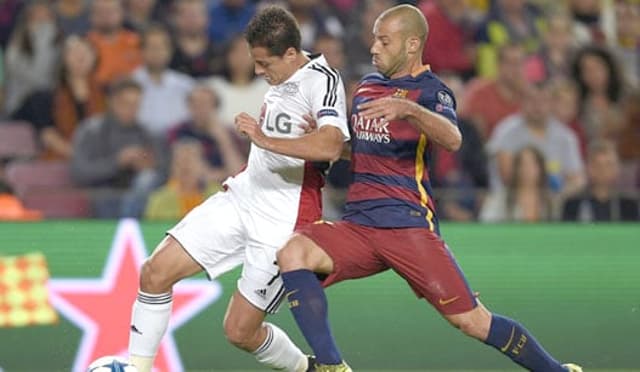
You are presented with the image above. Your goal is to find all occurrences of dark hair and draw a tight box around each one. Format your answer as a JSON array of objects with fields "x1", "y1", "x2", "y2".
[
  {"x1": 9, "y1": 0, "x2": 61, "y2": 58},
  {"x1": 186, "y1": 84, "x2": 221, "y2": 109},
  {"x1": 571, "y1": 45, "x2": 624, "y2": 104},
  {"x1": 108, "y1": 78, "x2": 142, "y2": 97},
  {"x1": 57, "y1": 36, "x2": 98, "y2": 87},
  {"x1": 506, "y1": 146, "x2": 551, "y2": 219},
  {"x1": 244, "y1": 5, "x2": 301, "y2": 56},
  {"x1": 220, "y1": 33, "x2": 256, "y2": 82},
  {"x1": 587, "y1": 139, "x2": 617, "y2": 162}
]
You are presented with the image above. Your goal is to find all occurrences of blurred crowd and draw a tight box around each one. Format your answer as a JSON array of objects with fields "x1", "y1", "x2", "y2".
[{"x1": 0, "y1": 0, "x2": 638, "y2": 223}]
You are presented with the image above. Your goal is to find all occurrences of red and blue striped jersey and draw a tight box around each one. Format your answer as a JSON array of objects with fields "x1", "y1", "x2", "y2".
[{"x1": 343, "y1": 68, "x2": 457, "y2": 233}]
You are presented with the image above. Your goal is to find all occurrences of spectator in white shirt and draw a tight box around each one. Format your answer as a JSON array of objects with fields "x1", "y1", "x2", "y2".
[
  {"x1": 132, "y1": 23, "x2": 194, "y2": 137},
  {"x1": 487, "y1": 82, "x2": 586, "y2": 196}
]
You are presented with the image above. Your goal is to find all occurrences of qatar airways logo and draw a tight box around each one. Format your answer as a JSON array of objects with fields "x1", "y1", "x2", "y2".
[{"x1": 351, "y1": 113, "x2": 391, "y2": 144}]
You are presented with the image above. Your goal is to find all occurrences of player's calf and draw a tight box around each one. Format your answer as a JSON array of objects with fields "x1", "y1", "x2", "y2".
[
  {"x1": 445, "y1": 303, "x2": 573, "y2": 371},
  {"x1": 222, "y1": 292, "x2": 268, "y2": 352},
  {"x1": 223, "y1": 291, "x2": 311, "y2": 372}
]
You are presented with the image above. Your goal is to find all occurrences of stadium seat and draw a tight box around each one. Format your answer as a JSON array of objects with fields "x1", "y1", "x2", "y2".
[
  {"x1": 5, "y1": 161, "x2": 92, "y2": 218},
  {"x1": 5, "y1": 161, "x2": 74, "y2": 194},
  {"x1": 20, "y1": 188, "x2": 91, "y2": 218},
  {"x1": 0, "y1": 122, "x2": 38, "y2": 160}
]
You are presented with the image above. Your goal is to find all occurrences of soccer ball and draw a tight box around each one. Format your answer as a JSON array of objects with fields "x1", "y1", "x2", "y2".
[{"x1": 87, "y1": 356, "x2": 138, "y2": 372}]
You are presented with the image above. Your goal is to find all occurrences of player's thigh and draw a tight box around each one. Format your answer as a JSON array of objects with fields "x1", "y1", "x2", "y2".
[
  {"x1": 378, "y1": 228, "x2": 477, "y2": 315},
  {"x1": 238, "y1": 241, "x2": 287, "y2": 315},
  {"x1": 142, "y1": 235, "x2": 203, "y2": 289},
  {"x1": 278, "y1": 233, "x2": 336, "y2": 273},
  {"x1": 166, "y1": 191, "x2": 246, "y2": 280},
  {"x1": 296, "y1": 221, "x2": 387, "y2": 288}
]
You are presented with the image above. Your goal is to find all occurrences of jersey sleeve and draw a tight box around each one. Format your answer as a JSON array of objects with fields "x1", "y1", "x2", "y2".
[
  {"x1": 419, "y1": 85, "x2": 458, "y2": 126},
  {"x1": 308, "y1": 67, "x2": 350, "y2": 141}
]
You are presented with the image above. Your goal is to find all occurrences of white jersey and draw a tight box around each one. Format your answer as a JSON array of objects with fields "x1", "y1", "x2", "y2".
[
  {"x1": 224, "y1": 54, "x2": 349, "y2": 236},
  {"x1": 167, "y1": 55, "x2": 349, "y2": 313}
]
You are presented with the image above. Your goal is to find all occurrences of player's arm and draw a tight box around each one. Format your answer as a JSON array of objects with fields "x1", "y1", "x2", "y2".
[
  {"x1": 300, "y1": 115, "x2": 352, "y2": 161},
  {"x1": 339, "y1": 142, "x2": 351, "y2": 160},
  {"x1": 358, "y1": 97, "x2": 461, "y2": 152},
  {"x1": 235, "y1": 113, "x2": 345, "y2": 162},
  {"x1": 404, "y1": 102, "x2": 462, "y2": 152},
  {"x1": 237, "y1": 67, "x2": 350, "y2": 161},
  {"x1": 496, "y1": 150, "x2": 513, "y2": 184}
]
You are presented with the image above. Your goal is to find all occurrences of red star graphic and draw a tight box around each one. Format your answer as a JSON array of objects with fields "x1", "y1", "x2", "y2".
[{"x1": 49, "y1": 220, "x2": 222, "y2": 372}]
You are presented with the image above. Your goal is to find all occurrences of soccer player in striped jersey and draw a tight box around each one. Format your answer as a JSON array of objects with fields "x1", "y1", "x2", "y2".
[
  {"x1": 127, "y1": 6, "x2": 349, "y2": 372},
  {"x1": 277, "y1": 4, "x2": 582, "y2": 372}
]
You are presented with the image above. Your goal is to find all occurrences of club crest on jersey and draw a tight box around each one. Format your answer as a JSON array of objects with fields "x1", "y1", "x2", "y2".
[
  {"x1": 437, "y1": 90, "x2": 454, "y2": 107},
  {"x1": 392, "y1": 89, "x2": 409, "y2": 98},
  {"x1": 279, "y1": 82, "x2": 300, "y2": 95}
]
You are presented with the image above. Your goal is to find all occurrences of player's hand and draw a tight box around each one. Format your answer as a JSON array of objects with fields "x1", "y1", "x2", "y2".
[
  {"x1": 207, "y1": 112, "x2": 226, "y2": 138},
  {"x1": 358, "y1": 96, "x2": 413, "y2": 122},
  {"x1": 117, "y1": 146, "x2": 144, "y2": 168},
  {"x1": 118, "y1": 146, "x2": 154, "y2": 170},
  {"x1": 298, "y1": 114, "x2": 317, "y2": 134},
  {"x1": 234, "y1": 112, "x2": 268, "y2": 148}
]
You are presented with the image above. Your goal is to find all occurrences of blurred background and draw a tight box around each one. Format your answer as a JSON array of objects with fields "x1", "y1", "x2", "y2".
[
  {"x1": 0, "y1": 0, "x2": 637, "y2": 223},
  {"x1": 0, "y1": 1, "x2": 638, "y2": 370}
]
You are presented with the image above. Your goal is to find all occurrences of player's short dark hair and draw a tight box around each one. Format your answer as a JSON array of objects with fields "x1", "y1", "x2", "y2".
[
  {"x1": 108, "y1": 78, "x2": 142, "y2": 97},
  {"x1": 244, "y1": 6, "x2": 301, "y2": 56}
]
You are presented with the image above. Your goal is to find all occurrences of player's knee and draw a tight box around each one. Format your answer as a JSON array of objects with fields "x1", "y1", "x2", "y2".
[
  {"x1": 448, "y1": 310, "x2": 491, "y2": 340},
  {"x1": 139, "y1": 257, "x2": 172, "y2": 294},
  {"x1": 453, "y1": 317, "x2": 483, "y2": 339},
  {"x1": 223, "y1": 318, "x2": 257, "y2": 351},
  {"x1": 276, "y1": 234, "x2": 310, "y2": 272}
]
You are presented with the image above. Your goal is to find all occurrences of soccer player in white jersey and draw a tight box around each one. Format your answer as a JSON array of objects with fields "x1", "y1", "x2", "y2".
[{"x1": 127, "y1": 6, "x2": 349, "y2": 372}]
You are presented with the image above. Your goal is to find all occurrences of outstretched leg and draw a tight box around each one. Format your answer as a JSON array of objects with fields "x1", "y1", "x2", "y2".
[
  {"x1": 374, "y1": 225, "x2": 580, "y2": 372},
  {"x1": 128, "y1": 235, "x2": 202, "y2": 372},
  {"x1": 278, "y1": 221, "x2": 387, "y2": 371}
]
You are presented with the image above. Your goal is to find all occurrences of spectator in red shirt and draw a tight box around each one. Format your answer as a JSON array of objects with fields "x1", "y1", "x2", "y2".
[
  {"x1": 419, "y1": 0, "x2": 477, "y2": 79},
  {"x1": 460, "y1": 42, "x2": 527, "y2": 140}
]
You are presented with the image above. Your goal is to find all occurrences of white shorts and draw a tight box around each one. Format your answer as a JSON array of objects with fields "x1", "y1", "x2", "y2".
[{"x1": 167, "y1": 190, "x2": 293, "y2": 314}]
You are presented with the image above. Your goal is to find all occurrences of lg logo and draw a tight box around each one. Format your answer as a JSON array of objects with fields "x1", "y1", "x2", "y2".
[{"x1": 266, "y1": 113, "x2": 292, "y2": 134}]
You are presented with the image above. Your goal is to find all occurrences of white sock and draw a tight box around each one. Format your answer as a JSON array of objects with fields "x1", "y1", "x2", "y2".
[
  {"x1": 253, "y1": 322, "x2": 308, "y2": 372},
  {"x1": 128, "y1": 291, "x2": 173, "y2": 372}
]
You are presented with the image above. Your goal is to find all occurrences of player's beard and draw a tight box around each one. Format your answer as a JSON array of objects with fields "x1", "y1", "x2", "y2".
[
  {"x1": 378, "y1": 54, "x2": 406, "y2": 78},
  {"x1": 374, "y1": 43, "x2": 408, "y2": 77}
]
